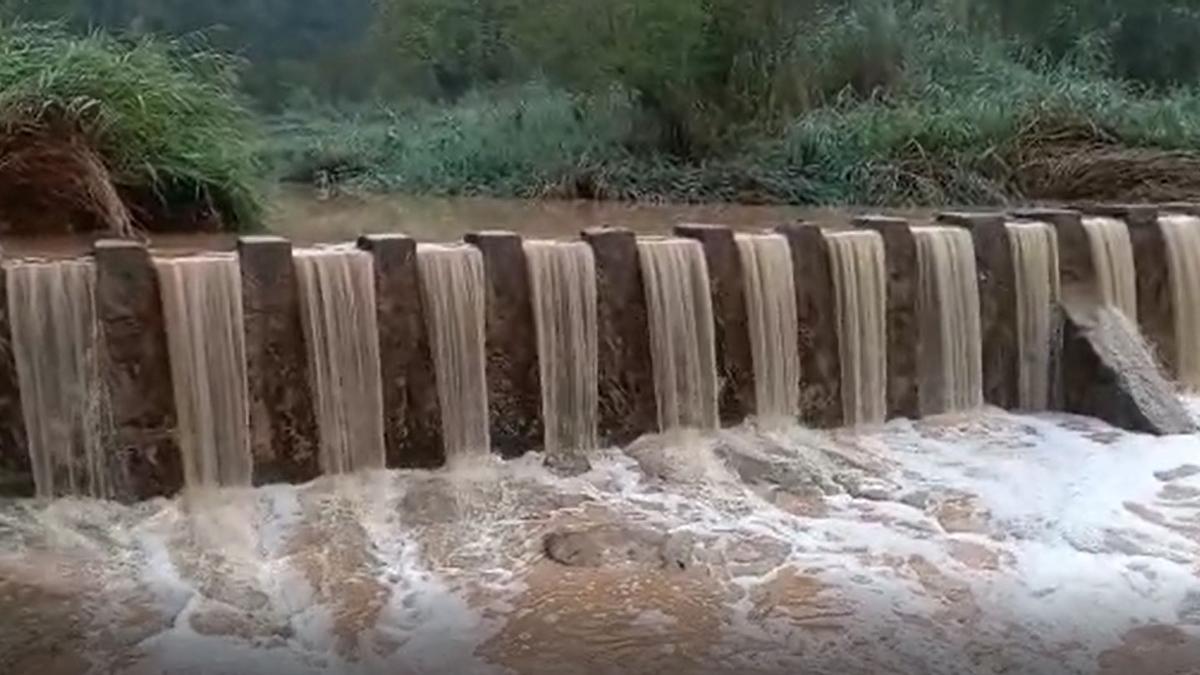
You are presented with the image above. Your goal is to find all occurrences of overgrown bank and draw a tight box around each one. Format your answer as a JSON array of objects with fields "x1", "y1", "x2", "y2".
[
  {"x1": 265, "y1": 2, "x2": 1200, "y2": 207},
  {"x1": 0, "y1": 25, "x2": 262, "y2": 234},
  {"x1": 7, "y1": 0, "x2": 1200, "y2": 232}
]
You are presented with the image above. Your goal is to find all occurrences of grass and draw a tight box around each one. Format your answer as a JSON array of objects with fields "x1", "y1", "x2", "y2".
[
  {"x1": 260, "y1": 4, "x2": 1200, "y2": 208},
  {"x1": 0, "y1": 23, "x2": 263, "y2": 229}
]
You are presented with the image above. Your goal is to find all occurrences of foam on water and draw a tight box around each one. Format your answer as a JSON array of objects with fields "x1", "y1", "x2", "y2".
[{"x1": 3, "y1": 409, "x2": 1200, "y2": 674}]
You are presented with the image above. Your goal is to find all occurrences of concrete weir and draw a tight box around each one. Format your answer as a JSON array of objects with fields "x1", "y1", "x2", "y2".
[
  {"x1": 855, "y1": 216, "x2": 920, "y2": 419},
  {"x1": 937, "y1": 212, "x2": 1019, "y2": 410},
  {"x1": 358, "y1": 234, "x2": 444, "y2": 468},
  {"x1": 674, "y1": 224, "x2": 755, "y2": 426},
  {"x1": 0, "y1": 205, "x2": 1197, "y2": 500},
  {"x1": 95, "y1": 240, "x2": 184, "y2": 500},
  {"x1": 238, "y1": 235, "x2": 321, "y2": 485},
  {"x1": 775, "y1": 223, "x2": 842, "y2": 428}
]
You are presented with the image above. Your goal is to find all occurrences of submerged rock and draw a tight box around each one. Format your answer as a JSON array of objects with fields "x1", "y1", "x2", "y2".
[
  {"x1": 542, "y1": 524, "x2": 696, "y2": 571},
  {"x1": 542, "y1": 452, "x2": 592, "y2": 478},
  {"x1": 1061, "y1": 300, "x2": 1196, "y2": 435}
]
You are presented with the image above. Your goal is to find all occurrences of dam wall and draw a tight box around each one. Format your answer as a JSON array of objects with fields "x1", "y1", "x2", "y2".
[{"x1": 1, "y1": 204, "x2": 1199, "y2": 500}]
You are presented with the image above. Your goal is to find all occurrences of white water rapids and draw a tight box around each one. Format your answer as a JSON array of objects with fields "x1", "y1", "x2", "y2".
[{"x1": 3, "y1": 408, "x2": 1200, "y2": 674}]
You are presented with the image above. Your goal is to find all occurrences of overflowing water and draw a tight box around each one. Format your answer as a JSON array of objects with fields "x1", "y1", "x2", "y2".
[
  {"x1": 4, "y1": 410, "x2": 1200, "y2": 674},
  {"x1": 524, "y1": 240, "x2": 599, "y2": 459},
  {"x1": 734, "y1": 234, "x2": 800, "y2": 427},
  {"x1": 826, "y1": 230, "x2": 888, "y2": 426},
  {"x1": 294, "y1": 248, "x2": 386, "y2": 475},
  {"x1": 1081, "y1": 216, "x2": 1138, "y2": 319},
  {"x1": 912, "y1": 226, "x2": 983, "y2": 415},
  {"x1": 637, "y1": 238, "x2": 719, "y2": 432},
  {"x1": 1007, "y1": 221, "x2": 1061, "y2": 410},
  {"x1": 1159, "y1": 215, "x2": 1200, "y2": 390},
  {"x1": 417, "y1": 244, "x2": 491, "y2": 460},
  {"x1": 6, "y1": 260, "x2": 108, "y2": 498},
  {"x1": 156, "y1": 254, "x2": 253, "y2": 488}
]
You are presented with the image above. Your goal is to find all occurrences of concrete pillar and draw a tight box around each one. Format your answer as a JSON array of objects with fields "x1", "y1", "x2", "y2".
[
  {"x1": 359, "y1": 234, "x2": 444, "y2": 468},
  {"x1": 674, "y1": 223, "x2": 754, "y2": 425},
  {"x1": 775, "y1": 223, "x2": 842, "y2": 428},
  {"x1": 938, "y1": 212, "x2": 1019, "y2": 409},
  {"x1": 0, "y1": 249, "x2": 31, "y2": 497},
  {"x1": 1011, "y1": 208, "x2": 1091, "y2": 299},
  {"x1": 464, "y1": 231, "x2": 542, "y2": 458},
  {"x1": 582, "y1": 227, "x2": 657, "y2": 445},
  {"x1": 238, "y1": 235, "x2": 320, "y2": 486},
  {"x1": 95, "y1": 240, "x2": 183, "y2": 501},
  {"x1": 854, "y1": 216, "x2": 920, "y2": 419}
]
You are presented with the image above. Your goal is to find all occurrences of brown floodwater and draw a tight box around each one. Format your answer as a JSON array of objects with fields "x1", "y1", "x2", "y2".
[{"x1": 0, "y1": 186, "x2": 937, "y2": 259}]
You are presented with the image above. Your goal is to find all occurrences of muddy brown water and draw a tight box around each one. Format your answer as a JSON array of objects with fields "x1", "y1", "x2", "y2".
[{"x1": 0, "y1": 186, "x2": 936, "y2": 259}]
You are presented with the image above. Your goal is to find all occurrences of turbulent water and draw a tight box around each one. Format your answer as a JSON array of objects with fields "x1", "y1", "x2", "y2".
[
  {"x1": 913, "y1": 226, "x2": 983, "y2": 415},
  {"x1": 1081, "y1": 217, "x2": 1138, "y2": 320},
  {"x1": 417, "y1": 244, "x2": 491, "y2": 460},
  {"x1": 637, "y1": 238, "x2": 719, "y2": 432},
  {"x1": 294, "y1": 248, "x2": 386, "y2": 475},
  {"x1": 1159, "y1": 215, "x2": 1200, "y2": 390},
  {"x1": 1007, "y1": 222, "x2": 1061, "y2": 410},
  {"x1": 524, "y1": 240, "x2": 599, "y2": 458},
  {"x1": 156, "y1": 254, "x2": 252, "y2": 488},
  {"x1": 6, "y1": 260, "x2": 108, "y2": 498},
  {"x1": 735, "y1": 234, "x2": 800, "y2": 427},
  {"x1": 3, "y1": 409, "x2": 1200, "y2": 675},
  {"x1": 827, "y1": 230, "x2": 888, "y2": 425}
]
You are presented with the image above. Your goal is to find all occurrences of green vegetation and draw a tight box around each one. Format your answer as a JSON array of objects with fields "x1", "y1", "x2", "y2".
[
  {"x1": 6, "y1": 0, "x2": 1200, "y2": 214},
  {"x1": 0, "y1": 24, "x2": 261, "y2": 231},
  {"x1": 267, "y1": 0, "x2": 1200, "y2": 205}
]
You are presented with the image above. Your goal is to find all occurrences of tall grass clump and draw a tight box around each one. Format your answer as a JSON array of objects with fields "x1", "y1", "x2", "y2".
[
  {"x1": 264, "y1": 83, "x2": 640, "y2": 197},
  {"x1": 0, "y1": 23, "x2": 263, "y2": 231}
]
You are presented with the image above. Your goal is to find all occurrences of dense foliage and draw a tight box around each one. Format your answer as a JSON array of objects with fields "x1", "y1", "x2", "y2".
[{"x1": 5, "y1": 0, "x2": 1200, "y2": 208}]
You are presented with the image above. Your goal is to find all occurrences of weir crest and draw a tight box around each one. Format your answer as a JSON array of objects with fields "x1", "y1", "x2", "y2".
[
  {"x1": 524, "y1": 240, "x2": 599, "y2": 458},
  {"x1": 735, "y1": 233, "x2": 800, "y2": 428},
  {"x1": 417, "y1": 243, "x2": 491, "y2": 461},
  {"x1": 1082, "y1": 216, "x2": 1138, "y2": 319},
  {"x1": 1159, "y1": 214, "x2": 1200, "y2": 390},
  {"x1": 1006, "y1": 221, "x2": 1061, "y2": 410},
  {"x1": 827, "y1": 229, "x2": 888, "y2": 426},
  {"x1": 294, "y1": 247, "x2": 387, "y2": 475},
  {"x1": 637, "y1": 238, "x2": 720, "y2": 432},
  {"x1": 7, "y1": 260, "x2": 108, "y2": 498},
  {"x1": 912, "y1": 225, "x2": 984, "y2": 415},
  {"x1": 156, "y1": 254, "x2": 253, "y2": 488},
  {"x1": 2, "y1": 208, "x2": 1199, "y2": 501}
]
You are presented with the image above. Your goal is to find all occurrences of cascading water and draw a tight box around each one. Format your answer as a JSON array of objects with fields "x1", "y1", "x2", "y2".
[
  {"x1": 734, "y1": 234, "x2": 799, "y2": 427},
  {"x1": 524, "y1": 240, "x2": 598, "y2": 458},
  {"x1": 416, "y1": 244, "x2": 491, "y2": 460},
  {"x1": 826, "y1": 230, "x2": 888, "y2": 426},
  {"x1": 6, "y1": 260, "x2": 108, "y2": 498},
  {"x1": 294, "y1": 248, "x2": 386, "y2": 475},
  {"x1": 156, "y1": 254, "x2": 253, "y2": 488},
  {"x1": 637, "y1": 238, "x2": 719, "y2": 432},
  {"x1": 912, "y1": 226, "x2": 984, "y2": 415},
  {"x1": 1081, "y1": 216, "x2": 1138, "y2": 320},
  {"x1": 1006, "y1": 221, "x2": 1061, "y2": 410},
  {"x1": 1159, "y1": 214, "x2": 1200, "y2": 389}
]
